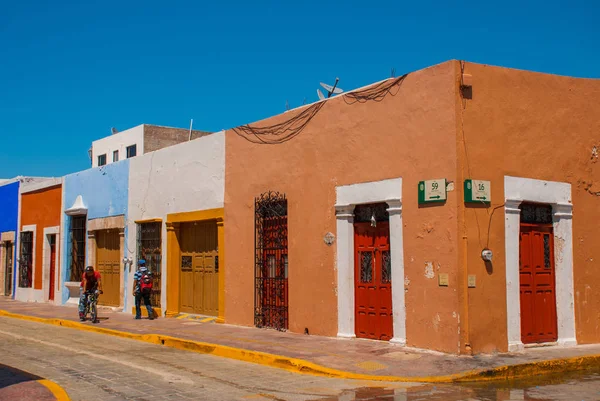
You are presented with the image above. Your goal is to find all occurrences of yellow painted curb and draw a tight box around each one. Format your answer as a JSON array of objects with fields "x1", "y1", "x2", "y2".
[
  {"x1": 2, "y1": 310, "x2": 598, "y2": 383},
  {"x1": 37, "y1": 379, "x2": 71, "y2": 401}
]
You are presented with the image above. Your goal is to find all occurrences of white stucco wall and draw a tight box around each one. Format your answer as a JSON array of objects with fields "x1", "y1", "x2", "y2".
[
  {"x1": 92, "y1": 125, "x2": 144, "y2": 168},
  {"x1": 125, "y1": 131, "x2": 225, "y2": 310},
  {"x1": 20, "y1": 177, "x2": 62, "y2": 194}
]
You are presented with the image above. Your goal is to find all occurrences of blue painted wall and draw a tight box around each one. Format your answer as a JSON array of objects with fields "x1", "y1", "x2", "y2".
[
  {"x1": 0, "y1": 181, "x2": 19, "y2": 297},
  {"x1": 60, "y1": 161, "x2": 130, "y2": 307}
]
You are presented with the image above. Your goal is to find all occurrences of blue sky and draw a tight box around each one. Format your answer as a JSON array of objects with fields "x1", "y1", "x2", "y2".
[{"x1": 1, "y1": 0, "x2": 598, "y2": 177}]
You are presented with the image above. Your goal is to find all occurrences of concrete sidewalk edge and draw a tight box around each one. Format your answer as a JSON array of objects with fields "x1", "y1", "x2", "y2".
[
  {"x1": 37, "y1": 379, "x2": 71, "y2": 401},
  {"x1": 2, "y1": 309, "x2": 598, "y2": 384}
]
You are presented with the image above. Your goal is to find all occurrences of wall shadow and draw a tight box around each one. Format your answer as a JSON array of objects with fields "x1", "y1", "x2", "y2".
[{"x1": 0, "y1": 363, "x2": 41, "y2": 389}]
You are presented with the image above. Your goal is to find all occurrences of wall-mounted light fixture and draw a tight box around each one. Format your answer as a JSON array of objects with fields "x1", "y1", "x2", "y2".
[{"x1": 481, "y1": 248, "x2": 493, "y2": 262}]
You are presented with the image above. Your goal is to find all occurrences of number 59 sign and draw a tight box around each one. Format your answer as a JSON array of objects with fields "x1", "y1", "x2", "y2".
[{"x1": 418, "y1": 179, "x2": 447, "y2": 204}]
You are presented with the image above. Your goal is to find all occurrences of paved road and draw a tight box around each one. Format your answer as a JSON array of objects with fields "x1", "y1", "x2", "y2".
[
  {"x1": 0, "y1": 316, "x2": 418, "y2": 400},
  {"x1": 1, "y1": 316, "x2": 599, "y2": 401}
]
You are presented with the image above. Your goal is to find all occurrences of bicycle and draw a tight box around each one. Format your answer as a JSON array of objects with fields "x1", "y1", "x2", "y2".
[{"x1": 82, "y1": 289, "x2": 102, "y2": 323}]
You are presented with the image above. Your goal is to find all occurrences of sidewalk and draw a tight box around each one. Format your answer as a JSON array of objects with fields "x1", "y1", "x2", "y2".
[
  {"x1": 1, "y1": 297, "x2": 599, "y2": 383},
  {"x1": 0, "y1": 362, "x2": 70, "y2": 401}
]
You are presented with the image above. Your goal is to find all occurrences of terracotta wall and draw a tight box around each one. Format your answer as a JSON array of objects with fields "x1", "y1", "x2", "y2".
[
  {"x1": 21, "y1": 185, "x2": 62, "y2": 290},
  {"x1": 225, "y1": 61, "x2": 464, "y2": 353},
  {"x1": 460, "y1": 62, "x2": 600, "y2": 352}
]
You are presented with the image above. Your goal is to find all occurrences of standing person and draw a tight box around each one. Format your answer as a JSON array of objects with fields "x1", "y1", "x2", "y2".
[
  {"x1": 133, "y1": 260, "x2": 155, "y2": 320},
  {"x1": 79, "y1": 265, "x2": 102, "y2": 321}
]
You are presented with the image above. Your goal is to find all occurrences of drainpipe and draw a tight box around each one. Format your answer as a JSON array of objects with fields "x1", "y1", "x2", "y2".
[{"x1": 458, "y1": 60, "x2": 472, "y2": 355}]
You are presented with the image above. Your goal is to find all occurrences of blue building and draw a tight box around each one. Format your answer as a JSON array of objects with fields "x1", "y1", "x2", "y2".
[
  {"x1": 0, "y1": 179, "x2": 20, "y2": 298},
  {"x1": 61, "y1": 161, "x2": 130, "y2": 310}
]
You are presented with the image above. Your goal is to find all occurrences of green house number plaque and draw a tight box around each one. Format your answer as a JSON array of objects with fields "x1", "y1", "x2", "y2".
[
  {"x1": 418, "y1": 179, "x2": 447, "y2": 204},
  {"x1": 464, "y1": 179, "x2": 491, "y2": 203}
]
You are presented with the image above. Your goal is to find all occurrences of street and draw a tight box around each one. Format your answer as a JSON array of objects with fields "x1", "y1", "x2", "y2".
[{"x1": 0, "y1": 316, "x2": 599, "y2": 401}]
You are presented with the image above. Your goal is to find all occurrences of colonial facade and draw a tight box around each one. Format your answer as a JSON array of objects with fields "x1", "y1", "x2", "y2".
[
  {"x1": 224, "y1": 60, "x2": 600, "y2": 354},
  {"x1": 4, "y1": 61, "x2": 600, "y2": 355},
  {"x1": 61, "y1": 161, "x2": 130, "y2": 310},
  {"x1": 0, "y1": 180, "x2": 19, "y2": 298},
  {"x1": 126, "y1": 131, "x2": 225, "y2": 318},
  {"x1": 16, "y1": 178, "x2": 62, "y2": 303}
]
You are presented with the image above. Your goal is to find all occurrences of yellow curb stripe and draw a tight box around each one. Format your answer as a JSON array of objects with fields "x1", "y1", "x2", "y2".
[
  {"x1": 201, "y1": 317, "x2": 215, "y2": 323},
  {"x1": 2, "y1": 310, "x2": 599, "y2": 383},
  {"x1": 175, "y1": 314, "x2": 189, "y2": 320},
  {"x1": 37, "y1": 379, "x2": 71, "y2": 401}
]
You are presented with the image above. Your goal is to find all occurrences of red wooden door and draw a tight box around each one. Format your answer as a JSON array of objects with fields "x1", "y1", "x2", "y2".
[
  {"x1": 519, "y1": 224, "x2": 557, "y2": 344},
  {"x1": 49, "y1": 235, "x2": 56, "y2": 301},
  {"x1": 354, "y1": 222, "x2": 392, "y2": 341}
]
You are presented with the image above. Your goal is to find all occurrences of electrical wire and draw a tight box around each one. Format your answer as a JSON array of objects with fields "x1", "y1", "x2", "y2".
[
  {"x1": 343, "y1": 74, "x2": 408, "y2": 105},
  {"x1": 231, "y1": 102, "x2": 325, "y2": 145},
  {"x1": 231, "y1": 73, "x2": 409, "y2": 145},
  {"x1": 486, "y1": 203, "x2": 506, "y2": 248}
]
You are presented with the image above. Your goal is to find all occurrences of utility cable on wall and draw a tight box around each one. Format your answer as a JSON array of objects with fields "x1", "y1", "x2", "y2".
[
  {"x1": 343, "y1": 74, "x2": 408, "y2": 105},
  {"x1": 231, "y1": 74, "x2": 409, "y2": 145}
]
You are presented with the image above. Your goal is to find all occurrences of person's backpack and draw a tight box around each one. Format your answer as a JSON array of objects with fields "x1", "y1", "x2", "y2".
[{"x1": 140, "y1": 271, "x2": 153, "y2": 294}]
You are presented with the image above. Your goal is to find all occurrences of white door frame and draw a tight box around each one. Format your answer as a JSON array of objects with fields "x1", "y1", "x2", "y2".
[
  {"x1": 504, "y1": 176, "x2": 576, "y2": 351},
  {"x1": 335, "y1": 177, "x2": 406, "y2": 345}
]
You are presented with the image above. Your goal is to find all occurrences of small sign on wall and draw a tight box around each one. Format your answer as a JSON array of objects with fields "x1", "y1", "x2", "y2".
[
  {"x1": 464, "y1": 179, "x2": 491, "y2": 204},
  {"x1": 418, "y1": 179, "x2": 447, "y2": 204}
]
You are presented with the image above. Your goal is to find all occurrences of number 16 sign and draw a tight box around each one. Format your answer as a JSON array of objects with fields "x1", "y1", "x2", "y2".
[
  {"x1": 464, "y1": 179, "x2": 491, "y2": 204},
  {"x1": 418, "y1": 179, "x2": 447, "y2": 204}
]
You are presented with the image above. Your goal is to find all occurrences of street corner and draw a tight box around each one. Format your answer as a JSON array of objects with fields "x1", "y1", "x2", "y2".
[{"x1": 0, "y1": 363, "x2": 70, "y2": 401}]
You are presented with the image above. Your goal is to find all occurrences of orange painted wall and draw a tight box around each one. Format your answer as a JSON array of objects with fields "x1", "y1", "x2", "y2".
[
  {"x1": 460, "y1": 62, "x2": 600, "y2": 352},
  {"x1": 225, "y1": 61, "x2": 464, "y2": 353},
  {"x1": 21, "y1": 185, "x2": 62, "y2": 290}
]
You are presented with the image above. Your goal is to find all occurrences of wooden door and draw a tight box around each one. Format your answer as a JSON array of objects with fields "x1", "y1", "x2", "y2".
[
  {"x1": 354, "y1": 222, "x2": 393, "y2": 341},
  {"x1": 179, "y1": 221, "x2": 219, "y2": 316},
  {"x1": 96, "y1": 230, "x2": 121, "y2": 306},
  {"x1": 49, "y1": 235, "x2": 56, "y2": 301},
  {"x1": 4, "y1": 242, "x2": 13, "y2": 296},
  {"x1": 520, "y1": 224, "x2": 558, "y2": 344}
]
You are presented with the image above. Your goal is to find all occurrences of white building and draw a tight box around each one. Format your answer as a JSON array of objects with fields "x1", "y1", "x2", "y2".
[{"x1": 91, "y1": 124, "x2": 211, "y2": 168}]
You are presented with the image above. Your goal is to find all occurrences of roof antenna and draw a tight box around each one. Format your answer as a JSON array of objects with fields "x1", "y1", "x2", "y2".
[
  {"x1": 286, "y1": 100, "x2": 290, "y2": 111},
  {"x1": 391, "y1": 68, "x2": 396, "y2": 78},
  {"x1": 188, "y1": 119, "x2": 193, "y2": 141},
  {"x1": 317, "y1": 77, "x2": 343, "y2": 100},
  {"x1": 303, "y1": 97, "x2": 307, "y2": 105}
]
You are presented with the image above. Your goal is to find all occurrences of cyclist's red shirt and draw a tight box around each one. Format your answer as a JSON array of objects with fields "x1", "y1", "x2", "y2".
[{"x1": 80, "y1": 271, "x2": 101, "y2": 291}]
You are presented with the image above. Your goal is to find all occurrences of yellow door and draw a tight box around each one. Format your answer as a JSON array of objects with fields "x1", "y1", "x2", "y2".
[
  {"x1": 96, "y1": 230, "x2": 121, "y2": 306},
  {"x1": 179, "y1": 221, "x2": 218, "y2": 316}
]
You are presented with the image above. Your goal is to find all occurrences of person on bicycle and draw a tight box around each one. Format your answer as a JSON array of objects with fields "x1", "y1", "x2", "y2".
[
  {"x1": 133, "y1": 260, "x2": 154, "y2": 320},
  {"x1": 79, "y1": 265, "x2": 103, "y2": 321}
]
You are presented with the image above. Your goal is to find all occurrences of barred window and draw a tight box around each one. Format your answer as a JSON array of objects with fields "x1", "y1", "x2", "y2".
[
  {"x1": 19, "y1": 232, "x2": 33, "y2": 288},
  {"x1": 69, "y1": 216, "x2": 86, "y2": 282}
]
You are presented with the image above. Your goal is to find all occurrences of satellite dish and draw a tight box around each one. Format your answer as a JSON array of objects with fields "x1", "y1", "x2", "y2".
[
  {"x1": 111, "y1": 127, "x2": 118, "y2": 135},
  {"x1": 319, "y1": 78, "x2": 343, "y2": 98},
  {"x1": 317, "y1": 89, "x2": 325, "y2": 100}
]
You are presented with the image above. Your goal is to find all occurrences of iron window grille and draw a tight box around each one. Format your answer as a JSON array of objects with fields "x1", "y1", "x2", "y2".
[
  {"x1": 254, "y1": 191, "x2": 288, "y2": 331},
  {"x1": 520, "y1": 203, "x2": 553, "y2": 225},
  {"x1": 69, "y1": 216, "x2": 86, "y2": 282},
  {"x1": 354, "y1": 203, "x2": 389, "y2": 223},
  {"x1": 137, "y1": 222, "x2": 162, "y2": 307},
  {"x1": 19, "y1": 232, "x2": 33, "y2": 288}
]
